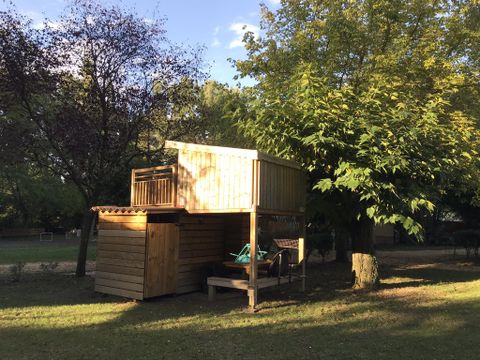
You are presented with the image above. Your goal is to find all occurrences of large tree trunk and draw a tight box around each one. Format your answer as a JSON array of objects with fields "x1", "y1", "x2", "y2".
[
  {"x1": 75, "y1": 210, "x2": 95, "y2": 277},
  {"x1": 351, "y1": 218, "x2": 379, "y2": 289},
  {"x1": 334, "y1": 228, "x2": 349, "y2": 262}
]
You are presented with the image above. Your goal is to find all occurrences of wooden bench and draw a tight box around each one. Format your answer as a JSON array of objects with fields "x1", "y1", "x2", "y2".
[{"x1": 207, "y1": 276, "x2": 296, "y2": 301}]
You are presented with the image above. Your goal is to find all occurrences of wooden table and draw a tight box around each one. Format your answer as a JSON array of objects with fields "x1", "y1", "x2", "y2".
[{"x1": 222, "y1": 260, "x2": 271, "y2": 276}]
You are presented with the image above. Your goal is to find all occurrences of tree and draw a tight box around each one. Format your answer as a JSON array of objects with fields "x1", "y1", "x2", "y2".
[
  {"x1": 0, "y1": 0, "x2": 205, "y2": 276},
  {"x1": 0, "y1": 163, "x2": 84, "y2": 229},
  {"x1": 198, "y1": 80, "x2": 254, "y2": 148},
  {"x1": 234, "y1": 0, "x2": 480, "y2": 288}
]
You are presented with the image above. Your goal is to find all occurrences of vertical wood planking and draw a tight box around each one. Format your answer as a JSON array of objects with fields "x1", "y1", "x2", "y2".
[
  {"x1": 130, "y1": 170, "x2": 135, "y2": 206},
  {"x1": 144, "y1": 223, "x2": 179, "y2": 297},
  {"x1": 256, "y1": 161, "x2": 305, "y2": 213}
]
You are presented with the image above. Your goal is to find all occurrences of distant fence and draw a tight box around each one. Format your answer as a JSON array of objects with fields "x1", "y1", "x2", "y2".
[{"x1": 0, "y1": 228, "x2": 45, "y2": 238}]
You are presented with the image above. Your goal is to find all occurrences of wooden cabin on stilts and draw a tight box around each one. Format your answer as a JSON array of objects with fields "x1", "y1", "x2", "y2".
[{"x1": 92, "y1": 141, "x2": 306, "y2": 311}]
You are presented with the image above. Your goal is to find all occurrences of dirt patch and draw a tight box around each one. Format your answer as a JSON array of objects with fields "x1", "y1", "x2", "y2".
[
  {"x1": 0, "y1": 261, "x2": 95, "y2": 275},
  {"x1": 0, "y1": 235, "x2": 85, "y2": 248},
  {"x1": 376, "y1": 248, "x2": 480, "y2": 271}
]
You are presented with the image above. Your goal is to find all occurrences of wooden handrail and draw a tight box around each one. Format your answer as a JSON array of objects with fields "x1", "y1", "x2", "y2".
[
  {"x1": 130, "y1": 164, "x2": 177, "y2": 207},
  {"x1": 132, "y1": 164, "x2": 175, "y2": 173}
]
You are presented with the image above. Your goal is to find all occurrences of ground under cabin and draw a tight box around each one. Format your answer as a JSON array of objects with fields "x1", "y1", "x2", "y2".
[{"x1": 93, "y1": 141, "x2": 306, "y2": 309}]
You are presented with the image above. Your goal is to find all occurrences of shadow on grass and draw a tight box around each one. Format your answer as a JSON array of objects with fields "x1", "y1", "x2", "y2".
[
  {"x1": 0, "y1": 273, "x2": 113, "y2": 309},
  {"x1": 379, "y1": 260, "x2": 480, "y2": 290},
  {"x1": 1, "y1": 277, "x2": 479, "y2": 359},
  {"x1": 1, "y1": 257, "x2": 478, "y2": 309},
  {"x1": 1, "y1": 259, "x2": 480, "y2": 359}
]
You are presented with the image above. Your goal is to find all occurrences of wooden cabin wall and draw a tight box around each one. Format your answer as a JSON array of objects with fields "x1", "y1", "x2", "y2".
[
  {"x1": 177, "y1": 215, "x2": 225, "y2": 293},
  {"x1": 257, "y1": 160, "x2": 306, "y2": 214},
  {"x1": 176, "y1": 149, "x2": 254, "y2": 212},
  {"x1": 96, "y1": 214, "x2": 147, "y2": 300},
  {"x1": 224, "y1": 214, "x2": 250, "y2": 258}
]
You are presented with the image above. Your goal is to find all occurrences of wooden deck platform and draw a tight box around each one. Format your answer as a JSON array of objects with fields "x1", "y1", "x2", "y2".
[{"x1": 206, "y1": 276, "x2": 298, "y2": 301}]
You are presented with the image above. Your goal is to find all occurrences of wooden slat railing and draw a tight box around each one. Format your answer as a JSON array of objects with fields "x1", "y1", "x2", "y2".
[{"x1": 130, "y1": 165, "x2": 177, "y2": 207}]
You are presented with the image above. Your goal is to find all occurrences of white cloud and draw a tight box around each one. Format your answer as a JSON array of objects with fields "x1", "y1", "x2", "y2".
[
  {"x1": 22, "y1": 10, "x2": 44, "y2": 23},
  {"x1": 211, "y1": 26, "x2": 221, "y2": 47},
  {"x1": 143, "y1": 18, "x2": 155, "y2": 25},
  {"x1": 86, "y1": 15, "x2": 95, "y2": 25},
  {"x1": 268, "y1": 0, "x2": 281, "y2": 4},
  {"x1": 33, "y1": 20, "x2": 62, "y2": 30},
  {"x1": 228, "y1": 22, "x2": 259, "y2": 49}
]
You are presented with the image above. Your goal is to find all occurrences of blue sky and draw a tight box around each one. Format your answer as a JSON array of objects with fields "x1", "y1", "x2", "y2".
[{"x1": 1, "y1": 0, "x2": 281, "y2": 86}]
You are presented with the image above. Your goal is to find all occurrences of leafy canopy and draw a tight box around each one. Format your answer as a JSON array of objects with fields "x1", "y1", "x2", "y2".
[
  {"x1": 0, "y1": 0, "x2": 205, "y2": 207},
  {"x1": 235, "y1": 0, "x2": 480, "y2": 235}
]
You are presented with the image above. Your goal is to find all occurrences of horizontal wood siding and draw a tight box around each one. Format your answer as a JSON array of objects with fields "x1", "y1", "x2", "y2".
[
  {"x1": 177, "y1": 215, "x2": 225, "y2": 293},
  {"x1": 177, "y1": 149, "x2": 253, "y2": 212},
  {"x1": 224, "y1": 214, "x2": 250, "y2": 258},
  {"x1": 257, "y1": 160, "x2": 306, "y2": 214},
  {"x1": 96, "y1": 214, "x2": 147, "y2": 300}
]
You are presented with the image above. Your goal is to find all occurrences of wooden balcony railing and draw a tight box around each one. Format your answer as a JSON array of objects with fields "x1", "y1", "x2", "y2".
[{"x1": 130, "y1": 164, "x2": 177, "y2": 207}]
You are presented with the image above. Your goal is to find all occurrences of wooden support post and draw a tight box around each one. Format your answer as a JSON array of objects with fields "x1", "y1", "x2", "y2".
[
  {"x1": 130, "y1": 169, "x2": 136, "y2": 206},
  {"x1": 298, "y1": 216, "x2": 306, "y2": 292},
  {"x1": 248, "y1": 212, "x2": 258, "y2": 311},
  {"x1": 208, "y1": 285, "x2": 216, "y2": 302},
  {"x1": 172, "y1": 164, "x2": 178, "y2": 207}
]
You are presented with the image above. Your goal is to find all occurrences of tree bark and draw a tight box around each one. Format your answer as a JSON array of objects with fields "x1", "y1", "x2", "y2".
[
  {"x1": 351, "y1": 218, "x2": 379, "y2": 289},
  {"x1": 334, "y1": 228, "x2": 349, "y2": 262},
  {"x1": 75, "y1": 209, "x2": 95, "y2": 277}
]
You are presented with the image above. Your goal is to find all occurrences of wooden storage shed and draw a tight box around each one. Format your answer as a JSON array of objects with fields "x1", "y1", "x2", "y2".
[{"x1": 93, "y1": 141, "x2": 306, "y2": 309}]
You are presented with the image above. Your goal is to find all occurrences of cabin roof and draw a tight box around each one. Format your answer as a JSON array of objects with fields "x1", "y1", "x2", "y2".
[
  {"x1": 92, "y1": 206, "x2": 184, "y2": 214},
  {"x1": 165, "y1": 140, "x2": 302, "y2": 170}
]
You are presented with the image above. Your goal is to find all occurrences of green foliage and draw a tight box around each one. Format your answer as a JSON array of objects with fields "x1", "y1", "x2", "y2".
[
  {"x1": 307, "y1": 232, "x2": 334, "y2": 262},
  {"x1": 0, "y1": 1, "x2": 206, "y2": 208},
  {"x1": 198, "y1": 80, "x2": 254, "y2": 148},
  {"x1": 235, "y1": 0, "x2": 480, "y2": 236},
  {"x1": 0, "y1": 164, "x2": 84, "y2": 228},
  {"x1": 0, "y1": 243, "x2": 96, "y2": 265}
]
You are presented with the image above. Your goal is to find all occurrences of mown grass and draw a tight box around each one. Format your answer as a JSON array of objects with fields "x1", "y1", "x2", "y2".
[
  {"x1": 0, "y1": 243, "x2": 96, "y2": 264},
  {"x1": 0, "y1": 256, "x2": 479, "y2": 360}
]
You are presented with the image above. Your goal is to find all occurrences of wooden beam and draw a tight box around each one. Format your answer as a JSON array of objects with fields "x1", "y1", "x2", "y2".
[
  {"x1": 184, "y1": 208, "x2": 253, "y2": 214},
  {"x1": 94, "y1": 284, "x2": 143, "y2": 300},
  {"x1": 207, "y1": 277, "x2": 249, "y2": 290},
  {"x1": 206, "y1": 275, "x2": 300, "y2": 292},
  {"x1": 298, "y1": 215, "x2": 306, "y2": 292},
  {"x1": 165, "y1": 140, "x2": 302, "y2": 170},
  {"x1": 208, "y1": 284, "x2": 216, "y2": 301},
  {"x1": 253, "y1": 159, "x2": 260, "y2": 209},
  {"x1": 255, "y1": 153, "x2": 302, "y2": 170},
  {"x1": 130, "y1": 169, "x2": 135, "y2": 206},
  {"x1": 248, "y1": 212, "x2": 258, "y2": 310},
  {"x1": 256, "y1": 276, "x2": 297, "y2": 289},
  {"x1": 165, "y1": 140, "x2": 258, "y2": 159},
  {"x1": 98, "y1": 229, "x2": 146, "y2": 238},
  {"x1": 172, "y1": 164, "x2": 178, "y2": 207},
  {"x1": 256, "y1": 208, "x2": 305, "y2": 216},
  {"x1": 131, "y1": 164, "x2": 176, "y2": 173}
]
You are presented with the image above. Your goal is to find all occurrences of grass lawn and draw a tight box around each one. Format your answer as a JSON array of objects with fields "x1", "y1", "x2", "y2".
[
  {"x1": 0, "y1": 238, "x2": 96, "y2": 265},
  {"x1": 0, "y1": 251, "x2": 479, "y2": 359}
]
